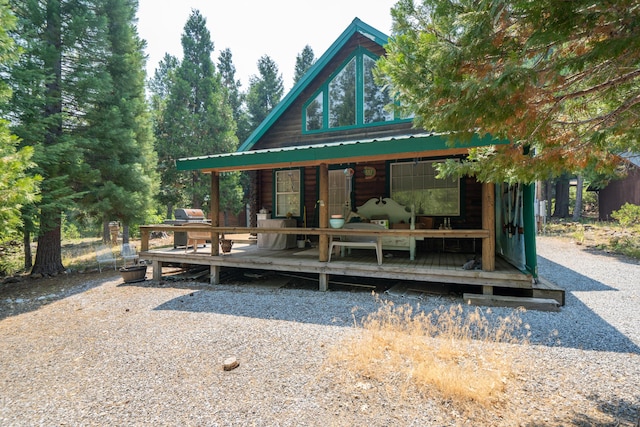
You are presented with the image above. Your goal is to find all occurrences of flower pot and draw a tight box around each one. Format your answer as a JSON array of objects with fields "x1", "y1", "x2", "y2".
[
  {"x1": 220, "y1": 239, "x2": 233, "y2": 254},
  {"x1": 119, "y1": 265, "x2": 147, "y2": 283}
]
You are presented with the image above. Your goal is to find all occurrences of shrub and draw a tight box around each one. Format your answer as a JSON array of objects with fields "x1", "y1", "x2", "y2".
[{"x1": 611, "y1": 203, "x2": 640, "y2": 228}]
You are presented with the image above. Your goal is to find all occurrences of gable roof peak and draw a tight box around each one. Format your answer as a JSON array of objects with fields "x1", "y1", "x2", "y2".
[{"x1": 238, "y1": 17, "x2": 391, "y2": 152}]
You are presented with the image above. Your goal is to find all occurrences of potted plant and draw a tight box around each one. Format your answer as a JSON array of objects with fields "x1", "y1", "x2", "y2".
[{"x1": 119, "y1": 263, "x2": 147, "y2": 283}]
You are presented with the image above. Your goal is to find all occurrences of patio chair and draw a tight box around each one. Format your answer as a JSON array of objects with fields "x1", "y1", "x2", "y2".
[
  {"x1": 186, "y1": 225, "x2": 211, "y2": 253},
  {"x1": 121, "y1": 243, "x2": 139, "y2": 267},
  {"x1": 95, "y1": 244, "x2": 117, "y2": 272}
]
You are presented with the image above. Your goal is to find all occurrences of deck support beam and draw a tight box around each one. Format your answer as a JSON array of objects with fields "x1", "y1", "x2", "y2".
[
  {"x1": 318, "y1": 163, "x2": 329, "y2": 262},
  {"x1": 152, "y1": 260, "x2": 162, "y2": 281},
  {"x1": 482, "y1": 183, "x2": 496, "y2": 271},
  {"x1": 210, "y1": 265, "x2": 220, "y2": 285},
  {"x1": 319, "y1": 273, "x2": 328, "y2": 291},
  {"x1": 210, "y1": 172, "x2": 220, "y2": 256}
]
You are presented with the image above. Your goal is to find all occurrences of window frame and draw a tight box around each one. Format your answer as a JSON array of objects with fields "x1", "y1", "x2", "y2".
[
  {"x1": 272, "y1": 168, "x2": 304, "y2": 219},
  {"x1": 301, "y1": 47, "x2": 409, "y2": 134},
  {"x1": 389, "y1": 160, "x2": 461, "y2": 217}
]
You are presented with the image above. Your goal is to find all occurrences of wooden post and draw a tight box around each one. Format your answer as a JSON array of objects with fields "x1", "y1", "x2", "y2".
[
  {"x1": 482, "y1": 182, "x2": 496, "y2": 271},
  {"x1": 152, "y1": 260, "x2": 162, "y2": 281},
  {"x1": 210, "y1": 172, "x2": 220, "y2": 256},
  {"x1": 140, "y1": 229, "x2": 149, "y2": 252},
  {"x1": 318, "y1": 163, "x2": 329, "y2": 263},
  {"x1": 210, "y1": 265, "x2": 220, "y2": 285},
  {"x1": 319, "y1": 273, "x2": 328, "y2": 292}
]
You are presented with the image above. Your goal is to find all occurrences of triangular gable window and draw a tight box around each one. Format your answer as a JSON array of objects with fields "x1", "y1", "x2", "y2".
[{"x1": 303, "y1": 48, "x2": 407, "y2": 133}]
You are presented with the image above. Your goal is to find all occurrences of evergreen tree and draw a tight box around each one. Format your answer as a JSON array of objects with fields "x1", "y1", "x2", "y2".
[
  {"x1": 0, "y1": 0, "x2": 41, "y2": 244},
  {"x1": 379, "y1": 0, "x2": 640, "y2": 183},
  {"x1": 148, "y1": 53, "x2": 179, "y2": 218},
  {"x1": 79, "y1": 0, "x2": 158, "y2": 244},
  {"x1": 218, "y1": 48, "x2": 250, "y2": 144},
  {"x1": 246, "y1": 55, "x2": 283, "y2": 129},
  {"x1": 8, "y1": 0, "x2": 104, "y2": 275},
  {"x1": 158, "y1": 9, "x2": 238, "y2": 214},
  {"x1": 293, "y1": 45, "x2": 315, "y2": 86}
]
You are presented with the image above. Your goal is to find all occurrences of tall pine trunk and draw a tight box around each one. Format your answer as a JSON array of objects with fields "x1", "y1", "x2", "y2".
[
  {"x1": 32, "y1": 0, "x2": 65, "y2": 276},
  {"x1": 573, "y1": 175, "x2": 584, "y2": 221},
  {"x1": 553, "y1": 174, "x2": 570, "y2": 218}
]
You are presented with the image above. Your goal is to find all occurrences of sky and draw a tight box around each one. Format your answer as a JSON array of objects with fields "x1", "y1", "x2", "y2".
[{"x1": 136, "y1": 0, "x2": 398, "y2": 92}]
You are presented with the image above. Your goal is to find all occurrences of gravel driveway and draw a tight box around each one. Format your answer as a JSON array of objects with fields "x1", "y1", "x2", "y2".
[{"x1": 1, "y1": 236, "x2": 639, "y2": 426}]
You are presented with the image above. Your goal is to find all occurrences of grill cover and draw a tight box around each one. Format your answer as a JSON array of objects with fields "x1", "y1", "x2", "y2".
[{"x1": 174, "y1": 208, "x2": 205, "y2": 221}]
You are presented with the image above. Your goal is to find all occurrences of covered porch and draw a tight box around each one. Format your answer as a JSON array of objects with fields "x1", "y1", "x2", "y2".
[
  {"x1": 138, "y1": 229, "x2": 562, "y2": 304},
  {"x1": 138, "y1": 134, "x2": 553, "y2": 304}
]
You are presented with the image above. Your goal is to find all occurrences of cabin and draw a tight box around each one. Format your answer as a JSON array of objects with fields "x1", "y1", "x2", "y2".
[
  {"x1": 596, "y1": 153, "x2": 640, "y2": 221},
  {"x1": 140, "y1": 18, "x2": 563, "y2": 307}
]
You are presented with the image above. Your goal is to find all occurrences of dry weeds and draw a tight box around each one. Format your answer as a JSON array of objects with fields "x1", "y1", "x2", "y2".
[{"x1": 330, "y1": 296, "x2": 530, "y2": 413}]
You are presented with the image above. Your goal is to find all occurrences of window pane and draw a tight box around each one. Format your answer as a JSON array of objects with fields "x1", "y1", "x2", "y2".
[
  {"x1": 390, "y1": 161, "x2": 460, "y2": 216},
  {"x1": 363, "y1": 56, "x2": 392, "y2": 124},
  {"x1": 305, "y1": 92, "x2": 323, "y2": 131},
  {"x1": 329, "y1": 58, "x2": 356, "y2": 128},
  {"x1": 275, "y1": 170, "x2": 301, "y2": 217}
]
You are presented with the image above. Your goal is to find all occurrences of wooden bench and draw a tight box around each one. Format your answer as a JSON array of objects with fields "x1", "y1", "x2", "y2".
[{"x1": 328, "y1": 223, "x2": 384, "y2": 265}]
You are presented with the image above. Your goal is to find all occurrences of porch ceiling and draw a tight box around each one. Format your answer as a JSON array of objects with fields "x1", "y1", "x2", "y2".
[{"x1": 176, "y1": 133, "x2": 506, "y2": 173}]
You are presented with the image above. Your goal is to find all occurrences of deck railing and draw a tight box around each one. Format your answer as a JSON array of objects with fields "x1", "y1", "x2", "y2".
[{"x1": 139, "y1": 224, "x2": 493, "y2": 270}]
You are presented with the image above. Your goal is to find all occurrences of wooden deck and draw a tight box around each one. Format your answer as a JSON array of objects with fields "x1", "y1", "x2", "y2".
[{"x1": 140, "y1": 240, "x2": 549, "y2": 299}]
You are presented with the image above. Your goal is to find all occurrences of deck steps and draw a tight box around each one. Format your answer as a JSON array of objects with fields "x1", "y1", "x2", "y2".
[
  {"x1": 464, "y1": 293, "x2": 562, "y2": 312},
  {"x1": 532, "y1": 277, "x2": 565, "y2": 306}
]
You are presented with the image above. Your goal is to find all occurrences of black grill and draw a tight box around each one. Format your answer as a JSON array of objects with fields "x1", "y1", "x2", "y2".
[{"x1": 164, "y1": 208, "x2": 208, "y2": 248}]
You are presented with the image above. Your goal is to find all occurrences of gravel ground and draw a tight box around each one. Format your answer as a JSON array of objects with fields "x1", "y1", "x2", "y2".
[{"x1": 1, "y1": 236, "x2": 639, "y2": 426}]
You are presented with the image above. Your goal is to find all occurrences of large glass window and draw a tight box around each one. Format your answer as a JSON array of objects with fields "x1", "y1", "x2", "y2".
[
  {"x1": 363, "y1": 55, "x2": 392, "y2": 124},
  {"x1": 390, "y1": 160, "x2": 460, "y2": 216},
  {"x1": 303, "y1": 48, "x2": 409, "y2": 133},
  {"x1": 275, "y1": 169, "x2": 301, "y2": 217},
  {"x1": 305, "y1": 92, "x2": 323, "y2": 131},
  {"x1": 329, "y1": 58, "x2": 356, "y2": 128}
]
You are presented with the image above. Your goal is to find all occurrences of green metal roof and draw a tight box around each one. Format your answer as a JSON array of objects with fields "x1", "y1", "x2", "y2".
[
  {"x1": 237, "y1": 18, "x2": 390, "y2": 152},
  {"x1": 176, "y1": 133, "x2": 505, "y2": 172}
]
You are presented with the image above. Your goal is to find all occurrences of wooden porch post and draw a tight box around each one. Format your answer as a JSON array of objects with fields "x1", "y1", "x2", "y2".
[
  {"x1": 482, "y1": 182, "x2": 496, "y2": 272},
  {"x1": 318, "y1": 163, "x2": 329, "y2": 262},
  {"x1": 318, "y1": 163, "x2": 329, "y2": 291},
  {"x1": 210, "y1": 172, "x2": 220, "y2": 285},
  {"x1": 210, "y1": 172, "x2": 220, "y2": 256}
]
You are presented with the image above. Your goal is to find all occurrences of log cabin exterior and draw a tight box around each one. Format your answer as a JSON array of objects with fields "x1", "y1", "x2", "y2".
[{"x1": 140, "y1": 18, "x2": 558, "y2": 304}]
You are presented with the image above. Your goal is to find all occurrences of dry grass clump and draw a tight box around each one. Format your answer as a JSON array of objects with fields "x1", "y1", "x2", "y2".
[{"x1": 330, "y1": 297, "x2": 529, "y2": 409}]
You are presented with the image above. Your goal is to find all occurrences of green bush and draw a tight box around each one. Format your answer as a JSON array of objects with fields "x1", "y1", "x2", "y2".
[{"x1": 611, "y1": 203, "x2": 640, "y2": 228}]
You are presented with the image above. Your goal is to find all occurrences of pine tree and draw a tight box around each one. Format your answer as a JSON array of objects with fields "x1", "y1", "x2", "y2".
[
  {"x1": 79, "y1": 0, "x2": 158, "y2": 244},
  {"x1": 218, "y1": 48, "x2": 250, "y2": 144},
  {"x1": 8, "y1": 0, "x2": 104, "y2": 275},
  {"x1": 246, "y1": 55, "x2": 284, "y2": 129},
  {"x1": 156, "y1": 9, "x2": 238, "y2": 214},
  {"x1": 149, "y1": 53, "x2": 180, "y2": 218},
  {"x1": 0, "y1": 0, "x2": 41, "y2": 245},
  {"x1": 293, "y1": 45, "x2": 315, "y2": 86},
  {"x1": 379, "y1": 0, "x2": 640, "y2": 183}
]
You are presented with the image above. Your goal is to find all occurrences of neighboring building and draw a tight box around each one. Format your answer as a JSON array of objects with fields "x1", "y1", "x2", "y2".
[{"x1": 598, "y1": 153, "x2": 640, "y2": 220}]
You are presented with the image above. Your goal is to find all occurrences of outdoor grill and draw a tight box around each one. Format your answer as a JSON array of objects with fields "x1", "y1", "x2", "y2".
[{"x1": 164, "y1": 208, "x2": 208, "y2": 248}]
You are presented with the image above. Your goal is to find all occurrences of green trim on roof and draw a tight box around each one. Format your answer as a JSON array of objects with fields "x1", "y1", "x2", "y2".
[
  {"x1": 177, "y1": 133, "x2": 506, "y2": 172},
  {"x1": 237, "y1": 18, "x2": 390, "y2": 152}
]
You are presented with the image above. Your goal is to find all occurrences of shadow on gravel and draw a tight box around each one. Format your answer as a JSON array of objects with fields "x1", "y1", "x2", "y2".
[
  {"x1": 0, "y1": 273, "x2": 118, "y2": 322},
  {"x1": 572, "y1": 394, "x2": 640, "y2": 427},
  {"x1": 535, "y1": 256, "x2": 640, "y2": 355}
]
